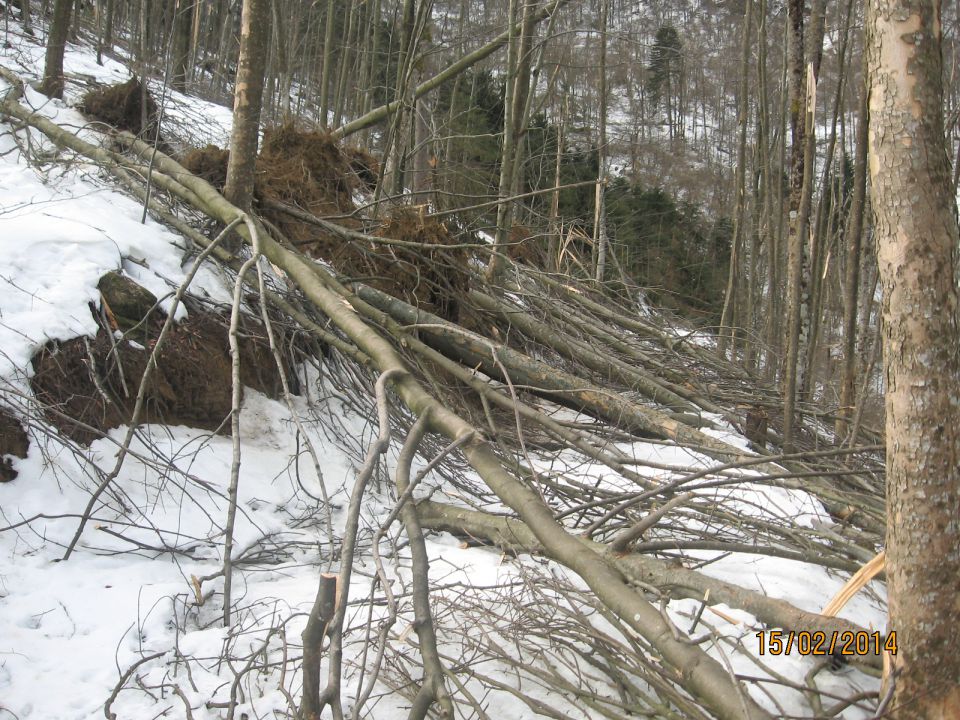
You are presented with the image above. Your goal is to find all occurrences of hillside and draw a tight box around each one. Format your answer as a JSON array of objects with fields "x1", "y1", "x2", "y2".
[{"x1": 0, "y1": 3, "x2": 927, "y2": 720}]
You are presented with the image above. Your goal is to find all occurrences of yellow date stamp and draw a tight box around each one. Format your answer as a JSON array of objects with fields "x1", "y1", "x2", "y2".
[{"x1": 756, "y1": 630, "x2": 897, "y2": 656}]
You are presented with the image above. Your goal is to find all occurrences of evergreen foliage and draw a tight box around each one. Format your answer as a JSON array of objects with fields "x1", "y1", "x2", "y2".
[
  {"x1": 647, "y1": 26, "x2": 683, "y2": 116},
  {"x1": 433, "y1": 69, "x2": 505, "y2": 209},
  {"x1": 606, "y1": 178, "x2": 730, "y2": 318}
]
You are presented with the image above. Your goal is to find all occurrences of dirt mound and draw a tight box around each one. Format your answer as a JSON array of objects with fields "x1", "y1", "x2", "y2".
[
  {"x1": 0, "y1": 408, "x2": 29, "y2": 482},
  {"x1": 78, "y1": 77, "x2": 158, "y2": 136},
  {"x1": 30, "y1": 272, "x2": 295, "y2": 445}
]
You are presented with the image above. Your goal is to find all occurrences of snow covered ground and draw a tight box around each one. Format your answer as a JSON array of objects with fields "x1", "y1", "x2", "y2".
[{"x1": 0, "y1": 20, "x2": 887, "y2": 720}]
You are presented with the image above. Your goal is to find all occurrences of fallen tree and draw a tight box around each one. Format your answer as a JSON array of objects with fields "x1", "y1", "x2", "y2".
[{"x1": 0, "y1": 67, "x2": 889, "y2": 719}]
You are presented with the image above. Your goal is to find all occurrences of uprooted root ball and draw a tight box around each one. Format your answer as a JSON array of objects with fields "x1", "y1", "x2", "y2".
[
  {"x1": 180, "y1": 126, "x2": 470, "y2": 321},
  {"x1": 78, "y1": 76, "x2": 158, "y2": 136},
  {"x1": 30, "y1": 273, "x2": 296, "y2": 444}
]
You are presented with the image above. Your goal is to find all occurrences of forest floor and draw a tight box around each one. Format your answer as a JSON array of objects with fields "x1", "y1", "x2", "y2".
[{"x1": 0, "y1": 21, "x2": 888, "y2": 720}]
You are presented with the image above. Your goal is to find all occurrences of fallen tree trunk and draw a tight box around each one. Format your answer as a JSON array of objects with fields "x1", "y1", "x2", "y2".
[
  {"x1": 1, "y1": 77, "x2": 889, "y2": 716},
  {"x1": 469, "y1": 288, "x2": 703, "y2": 414},
  {"x1": 354, "y1": 282, "x2": 785, "y2": 469},
  {"x1": 415, "y1": 498, "x2": 884, "y2": 670}
]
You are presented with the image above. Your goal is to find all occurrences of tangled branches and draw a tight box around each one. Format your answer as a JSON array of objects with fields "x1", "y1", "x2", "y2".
[{"x1": 0, "y1": 67, "x2": 890, "y2": 720}]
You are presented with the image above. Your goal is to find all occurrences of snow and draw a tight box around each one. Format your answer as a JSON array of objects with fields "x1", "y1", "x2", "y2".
[{"x1": 0, "y1": 20, "x2": 888, "y2": 720}]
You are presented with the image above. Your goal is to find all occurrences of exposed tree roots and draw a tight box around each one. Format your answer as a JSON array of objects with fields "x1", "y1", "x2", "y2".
[{"x1": 0, "y1": 69, "x2": 889, "y2": 719}]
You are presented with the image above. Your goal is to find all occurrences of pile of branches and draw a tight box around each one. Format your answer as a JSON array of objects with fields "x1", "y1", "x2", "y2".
[{"x1": 0, "y1": 67, "x2": 888, "y2": 720}]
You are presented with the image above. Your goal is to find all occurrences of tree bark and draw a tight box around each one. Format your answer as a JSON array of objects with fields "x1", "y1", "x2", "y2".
[
  {"x1": 835, "y1": 72, "x2": 868, "y2": 442},
  {"x1": 40, "y1": 0, "x2": 73, "y2": 99},
  {"x1": 318, "y1": 0, "x2": 336, "y2": 124},
  {"x1": 21, "y1": 0, "x2": 33, "y2": 35},
  {"x1": 593, "y1": 0, "x2": 609, "y2": 282},
  {"x1": 486, "y1": 0, "x2": 520, "y2": 280},
  {"x1": 224, "y1": 0, "x2": 271, "y2": 214},
  {"x1": 170, "y1": 0, "x2": 195, "y2": 92},
  {"x1": 718, "y1": 0, "x2": 753, "y2": 358},
  {"x1": 867, "y1": 0, "x2": 960, "y2": 715}
]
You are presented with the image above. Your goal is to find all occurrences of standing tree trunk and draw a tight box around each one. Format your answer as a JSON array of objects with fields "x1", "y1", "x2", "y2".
[
  {"x1": 21, "y1": 0, "x2": 33, "y2": 35},
  {"x1": 718, "y1": 0, "x2": 753, "y2": 358},
  {"x1": 593, "y1": 0, "x2": 608, "y2": 282},
  {"x1": 548, "y1": 100, "x2": 566, "y2": 272},
  {"x1": 171, "y1": 0, "x2": 195, "y2": 92},
  {"x1": 223, "y1": 0, "x2": 272, "y2": 214},
  {"x1": 318, "y1": 0, "x2": 336, "y2": 125},
  {"x1": 867, "y1": 0, "x2": 960, "y2": 716},
  {"x1": 40, "y1": 0, "x2": 74, "y2": 99},
  {"x1": 486, "y1": 0, "x2": 520, "y2": 280},
  {"x1": 103, "y1": 0, "x2": 114, "y2": 50},
  {"x1": 781, "y1": 0, "x2": 814, "y2": 450},
  {"x1": 488, "y1": 0, "x2": 536, "y2": 280},
  {"x1": 834, "y1": 71, "x2": 868, "y2": 443}
]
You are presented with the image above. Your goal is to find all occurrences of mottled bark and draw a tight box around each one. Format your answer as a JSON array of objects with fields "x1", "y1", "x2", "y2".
[
  {"x1": 867, "y1": 0, "x2": 960, "y2": 715},
  {"x1": 224, "y1": 0, "x2": 271, "y2": 214}
]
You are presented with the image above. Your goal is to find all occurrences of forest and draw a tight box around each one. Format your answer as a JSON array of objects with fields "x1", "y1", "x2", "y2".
[{"x1": 0, "y1": 0, "x2": 958, "y2": 718}]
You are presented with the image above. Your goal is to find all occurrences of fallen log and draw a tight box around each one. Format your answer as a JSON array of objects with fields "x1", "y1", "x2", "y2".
[
  {"x1": 2, "y1": 76, "x2": 891, "y2": 715},
  {"x1": 415, "y1": 499, "x2": 884, "y2": 671}
]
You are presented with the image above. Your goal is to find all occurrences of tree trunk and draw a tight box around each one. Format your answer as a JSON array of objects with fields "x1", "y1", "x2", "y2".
[
  {"x1": 782, "y1": 0, "x2": 816, "y2": 450},
  {"x1": 486, "y1": 0, "x2": 520, "y2": 279},
  {"x1": 40, "y1": 0, "x2": 73, "y2": 99},
  {"x1": 718, "y1": 0, "x2": 753, "y2": 358},
  {"x1": 224, "y1": 0, "x2": 271, "y2": 214},
  {"x1": 21, "y1": 0, "x2": 33, "y2": 35},
  {"x1": 171, "y1": 0, "x2": 194, "y2": 92},
  {"x1": 548, "y1": 101, "x2": 566, "y2": 272},
  {"x1": 333, "y1": 0, "x2": 358, "y2": 127},
  {"x1": 318, "y1": 0, "x2": 336, "y2": 125},
  {"x1": 835, "y1": 70, "x2": 868, "y2": 442},
  {"x1": 867, "y1": 0, "x2": 960, "y2": 715},
  {"x1": 593, "y1": 0, "x2": 608, "y2": 282},
  {"x1": 103, "y1": 0, "x2": 114, "y2": 49}
]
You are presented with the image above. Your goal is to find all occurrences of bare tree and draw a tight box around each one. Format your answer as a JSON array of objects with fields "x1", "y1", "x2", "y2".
[
  {"x1": 867, "y1": 0, "x2": 960, "y2": 715},
  {"x1": 593, "y1": 0, "x2": 609, "y2": 282},
  {"x1": 224, "y1": 0, "x2": 272, "y2": 214},
  {"x1": 171, "y1": 0, "x2": 196, "y2": 92},
  {"x1": 40, "y1": 0, "x2": 74, "y2": 99},
  {"x1": 717, "y1": 0, "x2": 753, "y2": 358},
  {"x1": 781, "y1": 0, "x2": 814, "y2": 451},
  {"x1": 835, "y1": 73, "x2": 868, "y2": 443}
]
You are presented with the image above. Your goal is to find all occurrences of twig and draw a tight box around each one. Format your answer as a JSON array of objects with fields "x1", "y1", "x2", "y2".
[{"x1": 103, "y1": 651, "x2": 166, "y2": 719}]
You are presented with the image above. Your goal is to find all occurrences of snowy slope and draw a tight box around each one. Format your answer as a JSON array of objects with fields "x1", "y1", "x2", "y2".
[{"x1": 0, "y1": 21, "x2": 887, "y2": 720}]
